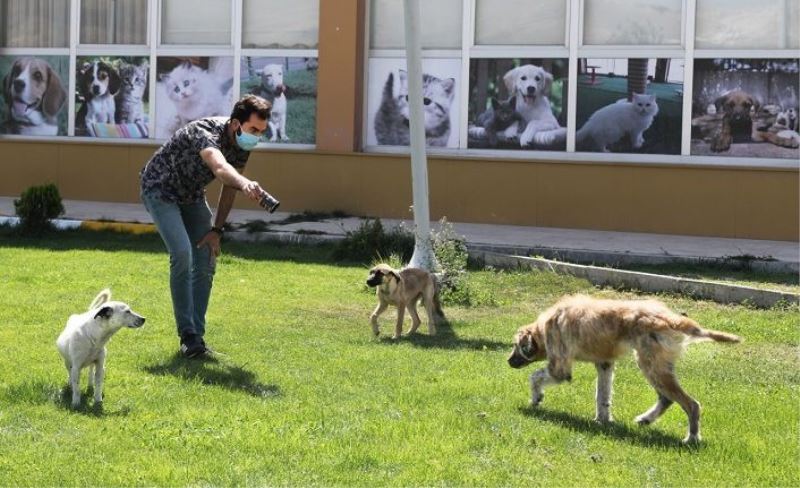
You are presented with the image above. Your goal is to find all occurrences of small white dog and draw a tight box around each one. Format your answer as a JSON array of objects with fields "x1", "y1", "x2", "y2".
[
  {"x1": 257, "y1": 64, "x2": 289, "y2": 141},
  {"x1": 56, "y1": 289, "x2": 145, "y2": 408},
  {"x1": 503, "y1": 64, "x2": 566, "y2": 148}
]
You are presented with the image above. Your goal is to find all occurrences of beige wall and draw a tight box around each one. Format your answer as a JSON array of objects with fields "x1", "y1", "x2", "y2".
[{"x1": 1, "y1": 0, "x2": 797, "y2": 241}]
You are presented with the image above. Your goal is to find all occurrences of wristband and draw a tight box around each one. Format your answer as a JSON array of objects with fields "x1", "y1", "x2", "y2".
[{"x1": 210, "y1": 226, "x2": 224, "y2": 236}]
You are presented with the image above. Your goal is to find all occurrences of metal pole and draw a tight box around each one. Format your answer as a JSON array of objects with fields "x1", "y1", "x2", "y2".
[{"x1": 403, "y1": 0, "x2": 436, "y2": 271}]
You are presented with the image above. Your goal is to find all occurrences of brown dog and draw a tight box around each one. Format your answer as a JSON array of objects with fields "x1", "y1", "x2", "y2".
[
  {"x1": 2, "y1": 57, "x2": 67, "y2": 136},
  {"x1": 710, "y1": 90, "x2": 799, "y2": 151},
  {"x1": 366, "y1": 264, "x2": 445, "y2": 339},
  {"x1": 508, "y1": 295, "x2": 741, "y2": 444}
]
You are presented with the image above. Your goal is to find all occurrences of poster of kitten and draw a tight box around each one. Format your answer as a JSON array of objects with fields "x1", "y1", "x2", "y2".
[
  {"x1": 366, "y1": 57, "x2": 461, "y2": 149},
  {"x1": 240, "y1": 56, "x2": 317, "y2": 145},
  {"x1": 468, "y1": 58, "x2": 568, "y2": 150},
  {"x1": 691, "y1": 58, "x2": 799, "y2": 160},
  {"x1": 155, "y1": 57, "x2": 234, "y2": 139},
  {"x1": 0, "y1": 55, "x2": 69, "y2": 137},
  {"x1": 74, "y1": 56, "x2": 149, "y2": 138},
  {"x1": 576, "y1": 58, "x2": 683, "y2": 154}
]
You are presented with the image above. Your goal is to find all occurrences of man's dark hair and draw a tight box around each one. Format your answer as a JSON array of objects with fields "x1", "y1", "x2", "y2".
[{"x1": 230, "y1": 95, "x2": 271, "y2": 124}]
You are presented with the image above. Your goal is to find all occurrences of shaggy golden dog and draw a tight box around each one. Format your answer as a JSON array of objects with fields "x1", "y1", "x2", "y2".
[{"x1": 508, "y1": 295, "x2": 741, "y2": 444}]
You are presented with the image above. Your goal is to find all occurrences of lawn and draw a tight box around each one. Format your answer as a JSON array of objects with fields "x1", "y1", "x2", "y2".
[{"x1": 0, "y1": 230, "x2": 797, "y2": 486}]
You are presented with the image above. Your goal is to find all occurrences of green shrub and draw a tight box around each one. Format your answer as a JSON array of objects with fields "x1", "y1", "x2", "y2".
[
  {"x1": 14, "y1": 184, "x2": 65, "y2": 235},
  {"x1": 333, "y1": 218, "x2": 414, "y2": 263}
]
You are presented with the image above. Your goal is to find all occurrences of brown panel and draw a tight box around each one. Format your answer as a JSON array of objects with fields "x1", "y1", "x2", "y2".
[
  {"x1": 734, "y1": 170, "x2": 800, "y2": 241},
  {"x1": 0, "y1": 142, "x2": 60, "y2": 195},
  {"x1": 57, "y1": 144, "x2": 137, "y2": 202},
  {"x1": 316, "y1": 0, "x2": 364, "y2": 152}
]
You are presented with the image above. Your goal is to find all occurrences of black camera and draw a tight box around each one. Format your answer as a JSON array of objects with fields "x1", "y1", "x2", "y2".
[{"x1": 258, "y1": 189, "x2": 280, "y2": 213}]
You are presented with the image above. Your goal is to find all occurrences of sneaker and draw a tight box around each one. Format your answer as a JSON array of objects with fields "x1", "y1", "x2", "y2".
[
  {"x1": 199, "y1": 338, "x2": 214, "y2": 355},
  {"x1": 179, "y1": 334, "x2": 205, "y2": 358}
]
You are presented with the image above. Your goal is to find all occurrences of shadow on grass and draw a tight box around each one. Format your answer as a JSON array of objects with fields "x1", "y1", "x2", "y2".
[
  {"x1": 378, "y1": 320, "x2": 508, "y2": 352},
  {"x1": 1, "y1": 380, "x2": 132, "y2": 417},
  {"x1": 142, "y1": 352, "x2": 281, "y2": 399},
  {"x1": 519, "y1": 405, "x2": 693, "y2": 450}
]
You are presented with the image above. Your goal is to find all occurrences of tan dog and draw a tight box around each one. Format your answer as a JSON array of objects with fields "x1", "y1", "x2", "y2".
[
  {"x1": 2, "y1": 57, "x2": 67, "y2": 136},
  {"x1": 366, "y1": 264, "x2": 445, "y2": 339},
  {"x1": 508, "y1": 295, "x2": 741, "y2": 444}
]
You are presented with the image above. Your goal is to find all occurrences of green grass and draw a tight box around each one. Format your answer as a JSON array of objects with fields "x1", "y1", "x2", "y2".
[{"x1": 0, "y1": 230, "x2": 798, "y2": 486}]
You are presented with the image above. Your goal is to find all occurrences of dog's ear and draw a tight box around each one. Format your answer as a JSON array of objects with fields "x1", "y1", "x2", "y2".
[
  {"x1": 94, "y1": 306, "x2": 113, "y2": 320},
  {"x1": 388, "y1": 269, "x2": 402, "y2": 282},
  {"x1": 42, "y1": 64, "x2": 67, "y2": 118},
  {"x1": 102, "y1": 62, "x2": 121, "y2": 95},
  {"x1": 521, "y1": 331, "x2": 537, "y2": 355},
  {"x1": 543, "y1": 71, "x2": 554, "y2": 97},
  {"x1": 503, "y1": 66, "x2": 521, "y2": 95},
  {"x1": 508, "y1": 95, "x2": 516, "y2": 107}
]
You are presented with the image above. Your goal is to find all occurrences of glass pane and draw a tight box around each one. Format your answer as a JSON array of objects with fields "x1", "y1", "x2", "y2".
[
  {"x1": 370, "y1": 0, "x2": 462, "y2": 49},
  {"x1": 0, "y1": 55, "x2": 69, "y2": 135},
  {"x1": 0, "y1": 0, "x2": 70, "y2": 48},
  {"x1": 161, "y1": 0, "x2": 232, "y2": 45},
  {"x1": 242, "y1": 0, "x2": 319, "y2": 49},
  {"x1": 691, "y1": 58, "x2": 800, "y2": 160},
  {"x1": 696, "y1": 0, "x2": 800, "y2": 49},
  {"x1": 475, "y1": 0, "x2": 566, "y2": 45},
  {"x1": 583, "y1": 0, "x2": 682, "y2": 45},
  {"x1": 81, "y1": 0, "x2": 147, "y2": 45}
]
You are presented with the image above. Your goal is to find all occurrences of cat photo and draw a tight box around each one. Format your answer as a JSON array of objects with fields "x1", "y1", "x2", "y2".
[
  {"x1": 366, "y1": 57, "x2": 461, "y2": 148},
  {"x1": 155, "y1": 57, "x2": 234, "y2": 139},
  {"x1": 74, "y1": 56, "x2": 149, "y2": 138},
  {"x1": 576, "y1": 58, "x2": 683, "y2": 154},
  {"x1": 468, "y1": 58, "x2": 568, "y2": 150}
]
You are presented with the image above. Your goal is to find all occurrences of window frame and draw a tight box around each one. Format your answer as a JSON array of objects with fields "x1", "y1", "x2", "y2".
[{"x1": 362, "y1": 0, "x2": 800, "y2": 169}]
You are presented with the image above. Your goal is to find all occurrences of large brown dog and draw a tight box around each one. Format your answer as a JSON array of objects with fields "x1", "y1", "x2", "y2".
[
  {"x1": 366, "y1": 264, "x2": 445, "y2": 339},
  {"x1": 508, "y1": 295, "x2": 741, "y2": 444},
  {"x1": 710, "y1": 90, "x2": 799, "y2": 151}
]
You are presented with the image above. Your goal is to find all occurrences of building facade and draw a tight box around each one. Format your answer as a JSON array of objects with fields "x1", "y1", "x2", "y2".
[{"x1": 1, "y1": 0, "x2": 798, "y2": 240}]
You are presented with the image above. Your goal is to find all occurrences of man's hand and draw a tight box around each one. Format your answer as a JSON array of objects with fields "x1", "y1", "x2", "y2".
[
  {"x1": 241, "y1": 180, "x2": 263, "y2": 201},
  {"x1": 197, "y1": 231, "x2": 222, "y2": 258}
]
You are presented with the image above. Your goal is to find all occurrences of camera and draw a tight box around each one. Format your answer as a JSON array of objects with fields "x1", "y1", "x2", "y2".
[{"x1": 258, "y1": 189, "x2": 280, "y2": 213}]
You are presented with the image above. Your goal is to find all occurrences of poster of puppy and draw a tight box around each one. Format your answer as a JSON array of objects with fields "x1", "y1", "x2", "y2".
[
  {"x1": 75, "y1": 56, "x2": 149, "y2": 138},
  {"x1": 154, "y1": 56, "x2": 234, "y2": 139},
  {"x1": 468, "y1": 58, "x2": 568, "y2": 150},
  {"x1": 0, "y1": 55, "x2": 68, "y2": 137},
  {"x1": 240, "y1": 56, "x2": 317, "y2": 144},
  {"x1": 576, "y1": 58, "x2": 683, "y2": 154},
  {"x1": 691, "y1": 58, "x2": 799, "y2": 159},
  {"x1": 366, "y1": 57, "x2": 461, "y2": 148}
]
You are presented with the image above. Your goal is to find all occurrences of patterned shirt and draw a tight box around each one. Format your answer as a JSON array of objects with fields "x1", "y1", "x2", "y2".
[{"x1": 140, "y1": 117, "x2": 249, "y2": 203}]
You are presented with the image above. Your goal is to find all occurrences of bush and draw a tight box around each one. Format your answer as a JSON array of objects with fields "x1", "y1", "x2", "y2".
[
  {"x1": 333, "y1": 218, "x2": 414, "y2": 263},
  {"x1": 14, "y1": 184, "x2": 65, "y2": 235},
  {"x1": 431, "y1": 218, "x2": 479, "y2": 306}
]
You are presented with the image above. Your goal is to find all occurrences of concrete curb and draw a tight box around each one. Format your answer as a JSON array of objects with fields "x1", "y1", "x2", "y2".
[
  {"x1": 473, "y1": 250, "x2": 799, "y2": 308},
  {"x1": 0, "y1": 216, "x2": 157, "y2": 234}
]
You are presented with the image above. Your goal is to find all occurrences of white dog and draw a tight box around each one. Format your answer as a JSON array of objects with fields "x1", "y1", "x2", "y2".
[
  {"x1": 56, "y1": 289, "x2": 145, "y2": 408},
  {"x1": 503, "y1": 64, "x2": 566, "y2": 148},
  {"x1": 257, "y1": 64, "x2": 289, "y2": 141}
]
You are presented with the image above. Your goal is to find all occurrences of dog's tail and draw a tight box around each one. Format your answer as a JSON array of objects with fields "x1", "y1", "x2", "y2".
[
  {"x1": 675, "y1": 316, "x2": 742, "y2": 344},
  {"x1": 431, "y1": 273, "x2": 447, "y2": 323},
  {"x1": 89, "y1": 289, "x2": 112, "y2": 311}
]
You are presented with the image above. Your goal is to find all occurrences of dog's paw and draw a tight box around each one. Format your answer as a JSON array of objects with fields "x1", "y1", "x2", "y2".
[
  {"x1": 593, "y1": 415, "x2": 614, "y2": 424},
  {"x1": 710, "y1": 134, "x2": 732, "y2": 152},
  {"x1": 530, "y1": 392, "x2": 544, "y2": 407},
  {"x1": 682, "y1": 434, "x2": 701, "y2": 445},
  {"x1": 634, "y1": 414, "x2": 653, "y2": 425},
  {"x1": 280, "y1": 135, "x2": 290, "y2": 142}
]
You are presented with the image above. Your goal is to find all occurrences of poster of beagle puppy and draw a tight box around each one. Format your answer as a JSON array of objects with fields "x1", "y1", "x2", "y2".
[{"x1": 0, "y1": 56, "x2": 68, "y2": 136}]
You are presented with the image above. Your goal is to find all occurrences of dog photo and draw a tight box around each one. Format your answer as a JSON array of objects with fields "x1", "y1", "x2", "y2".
[
  {"x1": 576, "y1": 58, "x2": 684, "y2": 154},
  {"x1": 240, "y1": 56, "x2": 317, "y2": 144},
  {"x1": 508, "y1": 294, "x2": 741, "y2": 444},
  {"x1": 0, "y1": 55, "x2": 68, "y2": 136},
  {"x1": 468, "y1": 58, "x2": 568, "y2": 150},
  {"x1": 691, "y1": 58, "x2": 800, "y2": 159},
  {"x1": 75, "y1": 56, "x2": 150, "y2": 138},
  {"x1": 366, "y1": 57, "x2": 461, "y2": 148},
  {"x1": 154, "y1": 56, "x2": 234, "y2": 139}
]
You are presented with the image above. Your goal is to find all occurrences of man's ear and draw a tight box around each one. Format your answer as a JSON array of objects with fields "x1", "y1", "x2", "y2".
[{"x1": 94, "y1": 306, "x2": 113, "y2": 320}]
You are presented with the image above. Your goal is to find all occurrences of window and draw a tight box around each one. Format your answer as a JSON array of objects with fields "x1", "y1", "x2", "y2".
[
  {"x1": 475, "y1": 0, "x2": 566, "y2": 46},
  {"x1": 160, "y1": 0, "x2": 232, "y2": 45},
  {"x1": 583, "y1": 0, "x2": 682, "y2": 45},
  {"x1": 695, "y1": 0, "x2": 800, "y2": 49},
  {"x1": 369, "y1": 0, "x2": 462, "y2": 49},
  {"x1": 242, "y1": 0, "x2": 319, "y2": 49},
  {"x1": 80, "y1": 0, "x2": 148, "y2": 45},
  {"x1": 0, "y1": 0, "x2": 70, "y2": 48}
]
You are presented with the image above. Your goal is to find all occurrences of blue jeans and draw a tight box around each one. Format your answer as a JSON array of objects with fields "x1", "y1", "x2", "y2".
[{"x1": 142, "y1": 192, "x2": 215, "y2": 339}]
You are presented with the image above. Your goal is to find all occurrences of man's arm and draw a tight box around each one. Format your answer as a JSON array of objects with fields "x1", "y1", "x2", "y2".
[
  {"x1": 200, "y1": 147, "x2": 261, "y2": 200},
  {"x1": 213, "y1": 184, "x2": 238, "y2": 230}
]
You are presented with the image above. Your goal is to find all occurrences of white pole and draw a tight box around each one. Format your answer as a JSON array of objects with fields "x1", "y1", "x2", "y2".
[{"x1": 403, "y1": 0, "x2": 436, "y2": 271}]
